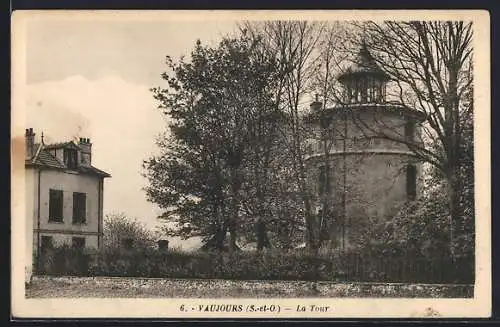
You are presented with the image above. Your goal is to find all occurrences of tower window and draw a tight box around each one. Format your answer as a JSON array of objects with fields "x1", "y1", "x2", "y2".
[
  {"x1": 406, "y1": 165, "x2": 417, "y2": 200},
  {"x1": 318, "y1": 166, "x2": 330, "y2": 196},
  {"x1": 306, "y1": 144, "x2": 313, "y2": 154},
  {"x1": 361, "y1": 79, "x2": 367, "y2": 103},
  {"x1": 405, "y1": 121, "x2": 415, "y2": 142}
]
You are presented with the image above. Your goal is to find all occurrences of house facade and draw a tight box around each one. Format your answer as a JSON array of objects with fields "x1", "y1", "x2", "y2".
[
  {"x1": 304, "y1": 44, "x2": 426, "y2": 249},
  {"x1": 25, "y1": 128, "x2": 110, "y2": 281}
]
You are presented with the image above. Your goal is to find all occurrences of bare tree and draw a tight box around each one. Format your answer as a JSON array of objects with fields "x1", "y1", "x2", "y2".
[
  {"x1": 353, "y1": 21, "x2": 474, "y2": 255},
  {"x1": 308, "y1": 24, "x2": 346, "y2": 248},
  {"x1": 241, "y1": 21, "x2": 326, "y2": 252}
]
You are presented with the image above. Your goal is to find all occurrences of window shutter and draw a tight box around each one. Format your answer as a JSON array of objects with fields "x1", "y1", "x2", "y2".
[
  {"x1": 72, "y1": 192, "x2": 86, "y2": 224},
  {"x1": 49, "y1": 189, "x2": 63, "y2": 222}
]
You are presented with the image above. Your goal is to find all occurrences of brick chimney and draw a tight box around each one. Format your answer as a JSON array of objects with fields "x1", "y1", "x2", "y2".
[
  {"x1": 25, "y1": 128, "x2": 35, "y2": 160},
  {"x1": 78, "y1": 137, "x2": 92, "y2": 166},
  {"x1": 310, "y1": 94, "x2": 322, "y2": 112}
]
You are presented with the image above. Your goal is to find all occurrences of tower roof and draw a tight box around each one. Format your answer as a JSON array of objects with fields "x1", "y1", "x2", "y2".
[{"x1": 338, "y1": 42, "x2": 390, "y2": 82}]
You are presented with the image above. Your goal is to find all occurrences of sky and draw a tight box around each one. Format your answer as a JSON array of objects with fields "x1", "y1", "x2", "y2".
[{"x1": 24, "y1": 15, "x2": 239, "y2": 250}]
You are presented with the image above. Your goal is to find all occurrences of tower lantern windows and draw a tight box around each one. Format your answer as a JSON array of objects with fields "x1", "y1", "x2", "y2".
[
  {"x1": 338, "y1": 43, "x2": 390, "y2": 105},
  {"x1": 342, "y1": 74, "x2": 387, "y2": 104}
]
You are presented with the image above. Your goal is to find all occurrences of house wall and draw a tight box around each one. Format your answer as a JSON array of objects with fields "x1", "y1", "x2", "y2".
[
  {"x1": 32, "y1": 169, "x2": 103, "y2": 256},
  {"x1": 25, "y1": 167, "x2": 36, "y2": 281}
]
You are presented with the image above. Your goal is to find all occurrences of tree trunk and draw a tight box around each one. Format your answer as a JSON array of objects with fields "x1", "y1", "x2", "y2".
[
  {"x1": 228, "y1": 223, "x2": 237, "y2": 253},
  {"x1": 216, "y1": 225, "x2": 228, "y2": 251},
  {"x1": 303, "y1": 199, "x2": 319, "y2": 253},
  {"x1": 256, "y1": 218, "x2": 270, "y2": 251},
  {"x1": 293, "y1": 136, "x2": 319, "y2": 253},
  {"x1": 228, "y1": 168, "x2": 240, "y2": 253},
  {"x1": 446, "y1": 165, "x2": 462, "y2": 260},
  {"x1": 254, "y1": 159, "x2": 271, "y2": 251}
]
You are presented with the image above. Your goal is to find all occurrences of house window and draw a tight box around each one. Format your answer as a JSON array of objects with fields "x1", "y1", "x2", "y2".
[
  {"x1": 40, "y1": 235, "x2": 53, "y2": 253},
  {"x1": 72, "y1": 237, "x2": 86, "y2": 249},
  {"x1": 405, "y1": 121, "x2": 415, "y2": 142},
  {"x1": 64, "y1": 148, "x2": 78, "y2": 169},
  {"x1": 72, "y1": 192, "x2": 86, "y2": 224},
  {"x1": 318, "y1": 166, "x2": 330, "y2": 197},
  {"x1": 49, "y1": 189, "x2": 63, "y2": 222},
  {"x1": 406, "y1": 165, "x2": 417, "y2": 200},
  {"x1": 122, "y1": 238, "x2": 134, "y2": 249}
]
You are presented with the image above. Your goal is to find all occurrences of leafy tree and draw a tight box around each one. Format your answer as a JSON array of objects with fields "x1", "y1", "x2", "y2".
[
  {"x1": 103, "y1": 213, "x2": 155, "y2": 249},
  {"x1": 144, "y1": 34, "x2": 283, "y2": 251}
]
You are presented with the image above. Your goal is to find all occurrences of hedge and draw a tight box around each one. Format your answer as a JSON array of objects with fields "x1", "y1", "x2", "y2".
[{"x1": 35, "y1": 245, "x2": 474, "y2": 284}]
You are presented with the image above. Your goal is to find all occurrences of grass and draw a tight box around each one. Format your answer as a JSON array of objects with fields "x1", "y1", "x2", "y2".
[{"x1": 25, "y1": 276, "x2": 474, "y2": 298}]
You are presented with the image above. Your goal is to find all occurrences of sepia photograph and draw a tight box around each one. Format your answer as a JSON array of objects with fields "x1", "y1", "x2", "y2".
[{"x1": 11, "y1": 10, "x2": 491, "y2": 318}]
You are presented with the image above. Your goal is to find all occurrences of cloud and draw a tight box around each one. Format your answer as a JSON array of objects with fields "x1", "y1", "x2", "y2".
[
  {"x1": 26, "y1": 75, "x2": 167, "y2": 230},
  {"x1": 26, "y1": 19, "x2": 238, "y2": 85}
]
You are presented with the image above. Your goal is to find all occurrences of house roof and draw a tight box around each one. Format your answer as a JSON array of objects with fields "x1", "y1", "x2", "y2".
[
  {"x1": 78, "y1": 165, "x2": 111, "y2": 177},
  {"x1": 338, "y1": 43, "x2": 390, "y2": 82},
  {"x1": 33, "y1": 145, "x2": 66, "y2": 169},
  {"x1": 26, "y1": 143, "x2": 111, "y2": 178},
  {"x1": 44, "y1": 141, "x2": 80, "y2": 150}
]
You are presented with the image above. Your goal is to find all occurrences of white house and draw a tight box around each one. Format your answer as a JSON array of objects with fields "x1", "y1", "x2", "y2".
[{"x1": 24, "y1": 128, "x2": 110, "y2": 282}]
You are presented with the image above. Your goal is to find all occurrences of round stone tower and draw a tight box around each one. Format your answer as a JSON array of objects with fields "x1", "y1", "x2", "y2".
[{"x1": 304, "y1": 43, "x2": 426, "y2": 250}]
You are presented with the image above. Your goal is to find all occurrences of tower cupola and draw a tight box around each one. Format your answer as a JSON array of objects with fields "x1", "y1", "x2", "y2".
[{"x1": 338, "y1": 42, "x2": 390, "y2": 105}]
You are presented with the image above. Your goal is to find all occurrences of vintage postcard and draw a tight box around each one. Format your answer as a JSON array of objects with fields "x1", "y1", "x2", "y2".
[{"x1": 11, "y1": 10, "x2": 491, "y2": 318}]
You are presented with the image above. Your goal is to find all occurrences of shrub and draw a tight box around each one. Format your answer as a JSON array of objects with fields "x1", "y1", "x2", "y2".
[
  {"x1": 37, "y1": 244, "x2": 92, "y2": 276},
  {"x1": 103, "y1": 212, "x2": 156, "y2": 249}
]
